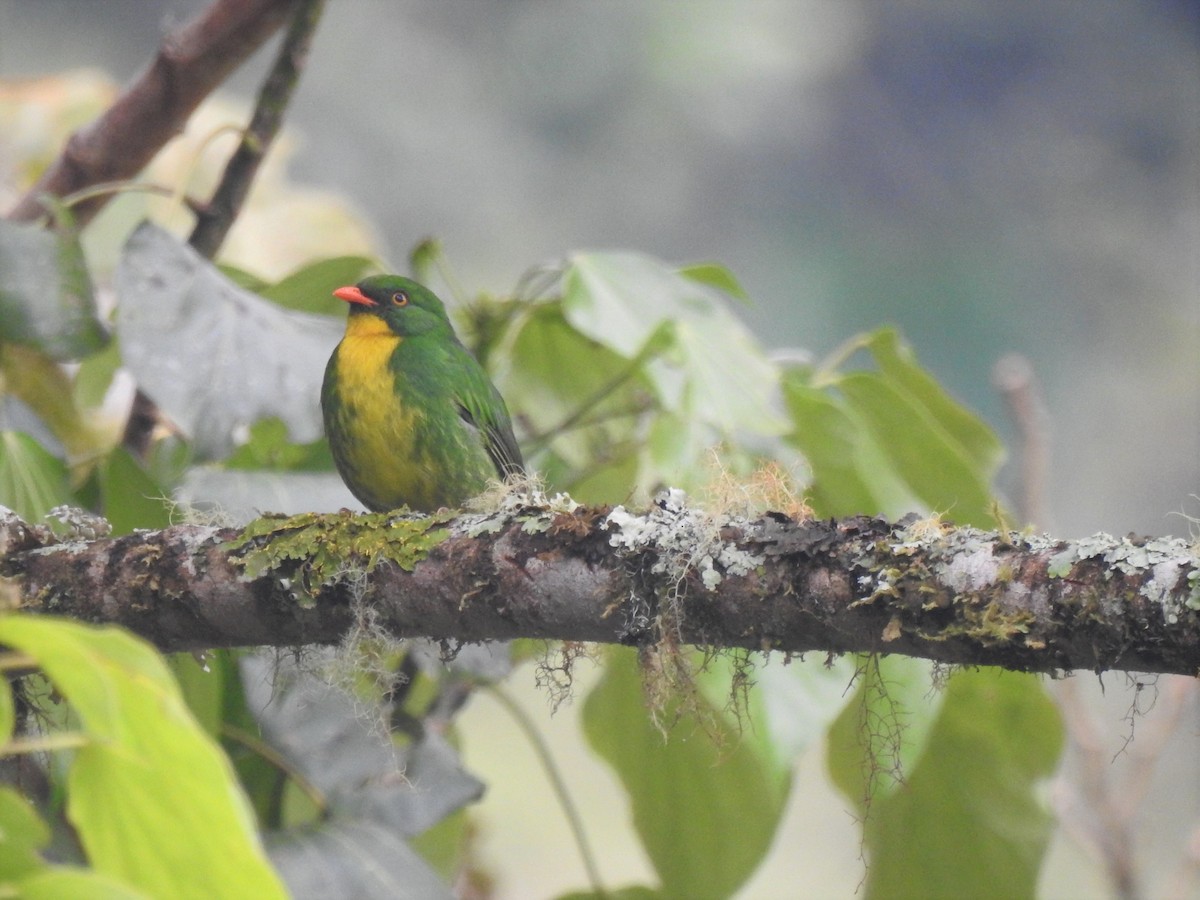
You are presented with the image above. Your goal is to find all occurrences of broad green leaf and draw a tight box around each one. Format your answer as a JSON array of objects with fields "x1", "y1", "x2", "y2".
[
  {"x1": 0, "y1": 431, "x2": 71, "y2": 521},
  {"x1": 0, "y1": 786, "x2": 48, "y2": 880},
  {"x1": 115, "y1": 222, "x2": 343, "y2": 459},
  {"x1": 72, "y1": 339, "x2": 123, "y2": 414},
  {"x1": 583, "y1": 648, "x2": 789, "y2": 900},
  {"x1": 781, "y1": 375, "x2": 920, "y2": 519},
  {"x1": 0, "y1": 615, "x2": 287, "y2": 900},
  {"x1": 563, "y1": 252, "x2": 786, "y2": 436},
  {"x1": 95, "y1": 447, "x2": 172, "y2": 534},
  {"x1": 223, "y1": 417, "x2": 335, "y2": 471},
  {"x1": 0, "y1": 673, "x2": 12, "y2": 745},
  {"x1": 16, "y1": 868, "x2": 150, "y2": 900},
  {"x1": 1, "y1": 344, "x2": 103, "y2": 466},
  {"x1": 492, "y1": 302, "x2": 653, "y2": 472},
  {"x1": 866, "y1": 328, "x2": 1005, "y2": 477},
  {"x1": 679, "y1": 261, "x2": 748, "y2": 300},
  {"x1": 168, "y1": 650, "x2": 226, "y2": 737},
  {"x1": 859, "y1": 669, "x2": 1062, "y2": 900},
  {"x1": 260, "y1": 255, "x2": 377, "y2": 315},
  {"x1": 212, "y1": 651, "x2": 286, "y2": 828},
  {"x1": 218, "y1": 264, "x2": 271, "y2": 294},
  {"x1": 0, "y1": 218, "x2": 107, "y2": 360},
  {"x1": 836, "y1": 371, "x2": 994, "y2": 526},
  {"x1": 559, "y1": 887, "x2": 662, "y2": 900}
]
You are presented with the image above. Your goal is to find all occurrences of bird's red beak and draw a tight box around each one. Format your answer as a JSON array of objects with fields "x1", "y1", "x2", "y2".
[{"x1": 333, "y1": 285, "x2": 374, "y2": 306}]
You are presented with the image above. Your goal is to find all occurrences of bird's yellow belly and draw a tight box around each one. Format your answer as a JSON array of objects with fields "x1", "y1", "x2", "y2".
[{"x1": 328, "y1": 321, "x2": 432, "y2": 510}]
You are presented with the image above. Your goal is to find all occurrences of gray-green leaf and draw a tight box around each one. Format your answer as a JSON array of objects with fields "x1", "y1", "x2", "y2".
[{"x1": 115, "y1": 223, "x2": 343, "y2": 459}]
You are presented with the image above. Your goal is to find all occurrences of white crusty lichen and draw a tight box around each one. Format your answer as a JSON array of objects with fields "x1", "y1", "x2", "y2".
[
  {"x1": 45, "y1": 505, "x2": 112, "y2": 540},
  {"x1": 889, "y1": 517, "x2": 1002, "y2": 594},
  {"x1": 1045, "y1": 532, "x2": 1200, "y2": 624},
  {"x1": 462, "y1": 477, "x2": 581, "y2": 537},
  {"x1": 603, "y1": 488, "x2": 764, "y2": 591}
]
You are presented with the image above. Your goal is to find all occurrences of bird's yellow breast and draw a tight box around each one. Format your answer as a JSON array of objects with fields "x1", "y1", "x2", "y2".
[{"x1": 329, "y1": 316, "x2": 428, "y2": 510}]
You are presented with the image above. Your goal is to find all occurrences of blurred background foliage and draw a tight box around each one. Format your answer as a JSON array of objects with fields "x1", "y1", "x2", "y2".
[
  {"x1": 2, "y1": 0, "x2": 1196, "y2": 536},
  {"x1": 0, "y1": 2, "x2": 1197, "y2": 899}
]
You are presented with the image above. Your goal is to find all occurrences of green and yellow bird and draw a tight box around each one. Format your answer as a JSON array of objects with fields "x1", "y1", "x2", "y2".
[{"x1": 321, "y1": 275, "x2": 523, "y2": 512}]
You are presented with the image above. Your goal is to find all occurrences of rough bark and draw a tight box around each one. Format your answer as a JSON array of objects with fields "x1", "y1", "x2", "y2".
[
  {"x1": 1, "y1": 501, "x2": 1197, "y2": 676},
  {"x1": 5, "y1": 0, "x2": 298, "y2": 227}
]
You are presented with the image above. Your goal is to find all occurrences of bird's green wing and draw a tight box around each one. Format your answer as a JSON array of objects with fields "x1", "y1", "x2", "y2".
[{"x1": 453, "y1": 353, "x2": 524, "y2": 480}]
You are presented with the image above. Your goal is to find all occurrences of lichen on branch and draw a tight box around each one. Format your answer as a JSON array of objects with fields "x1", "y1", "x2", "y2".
[{"x1": 0, "y1": 498, "x2": 1197, "y2": 676}]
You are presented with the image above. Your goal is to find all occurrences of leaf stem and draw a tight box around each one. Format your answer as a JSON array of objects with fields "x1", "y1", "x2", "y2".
[
  {"x1": 486, "y1": 685, "x2": 607, "y2": 897},
  {"x1": 221, "y1": 721, "x2": 328, "y2": 816},
  {"x1": 0, "y1": 732, "x2": 90, "y2": 756}
]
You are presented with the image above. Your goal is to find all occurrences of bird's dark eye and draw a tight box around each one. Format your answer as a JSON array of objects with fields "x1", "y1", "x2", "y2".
[{"x1": 391, "y1": 291, "x2": 409, "y2": 307}]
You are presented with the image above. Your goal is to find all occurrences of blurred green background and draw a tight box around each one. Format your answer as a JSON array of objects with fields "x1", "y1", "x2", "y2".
[{"x1": 2, "y1": 0, "x2": 1194, "y2": 537}]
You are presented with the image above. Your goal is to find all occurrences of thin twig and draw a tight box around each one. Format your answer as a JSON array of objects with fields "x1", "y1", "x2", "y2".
[
  {"x1": 221, "y1": 721, "x2": 328, "y2": 816},
  {"x1": 189, "y1": 0, "x2": 327, "y2": 259},
  {"x1": 992, "y1": 353, "x2": 1052, "y2": 530},
  {"x1": 486, "y1": 685, "x2": 607, "y2": 897}
]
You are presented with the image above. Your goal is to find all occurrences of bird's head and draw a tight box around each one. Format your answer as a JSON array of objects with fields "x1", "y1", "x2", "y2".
[{"x1": 333, "y1": 275, "x2": 453, "y2": 337}]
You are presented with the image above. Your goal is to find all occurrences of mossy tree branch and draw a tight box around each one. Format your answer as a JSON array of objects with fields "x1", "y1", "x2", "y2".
[{"x1": 1, "y1": 501, "x2": 1197, "y2": 676}]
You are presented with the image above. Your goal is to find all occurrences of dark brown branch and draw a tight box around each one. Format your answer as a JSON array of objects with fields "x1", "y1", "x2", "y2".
[
  {"x1": 188, "y1": 0, "x2": 326, "y2": 258},
  {"x1": 1, "y1": 505, "x2": 1197, "y2": 676},
  {"x1": 5, "y1": 0, "x2": 299, "y2": 227}
]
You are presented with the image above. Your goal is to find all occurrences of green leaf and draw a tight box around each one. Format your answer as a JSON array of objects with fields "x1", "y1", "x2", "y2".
[
  {"x1": 0, "y1": 615, "x2": 287, "y2": 900},
  {"x1": 492, "y1": 302, "x2": 653, "y2": 472},
  {"x1": 168, "y1": 651, "x2": 226, "y2": 737},
  {"x1": 0, "y1": 218, "x2": 107, "y2": 360},
  {"x1": 1, "y1": 344, "x2": 102, "y2": 466},
  {"x1": 563, "y1": 252, "x2": 786, "y2": 436},
  {"x1": 115, "y1": 222, "x2": 343, "y2": 459},
  {"x1": 95, "y1": 448, "x2": 172, "y2": 534},
  {"x1": 558, "y1": 887, "x2": 662, "y2": 900},
  {"x1": 678, "y1": 261, "x2": 748, "y2": 301},
  {"x1": 583, "y1": 649, "x2": 789, "y2": 900},
  {"x1": 866, "y1": 328, "x2": 1005, "y2": 479},
  {"x1": 15, "y1": 868, "x2": 150, "y2": 900},
  {"x1": 260, "y1": 255, "x2": 377, "y2": 315},
  {"x1": 836, "y1": 371, "x2": 994, "y2": 527},
  {"x1": 856, "y1": 669, "x2": 1063, "y2": 900},
  {"x1": 781, "y1": 375, "x2": 920, "y2": 519},
  {"x1": 0, "y1": 431, "x2": 71, "y2": 521},
  {"x1": 0, "y1": 673, "x2": 13, "y2": 746},
  {"x1": 0, "y1": 786, "x2": 49, "y2": 880},
  {"x1": 223, "y1": 417, "x2": 335, "y2": 471},
  {"x1": 72, "y1": 338, "x2": 124, "y2": 414}
]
